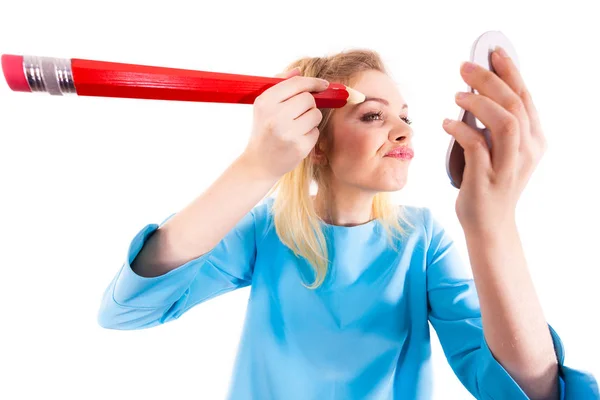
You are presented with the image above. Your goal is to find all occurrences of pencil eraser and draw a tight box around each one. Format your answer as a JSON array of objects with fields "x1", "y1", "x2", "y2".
[{"x1": 2, "y1": 54, "x2": 31, "y2": 92}]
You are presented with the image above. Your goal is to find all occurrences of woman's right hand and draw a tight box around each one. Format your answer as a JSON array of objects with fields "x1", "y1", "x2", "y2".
[{"x1": 242, "y1": 68, "x2": 329, "y2": 180}]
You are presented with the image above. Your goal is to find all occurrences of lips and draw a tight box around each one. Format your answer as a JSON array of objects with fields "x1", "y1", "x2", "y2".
[{"x1": 385, "y1": 146, "x2": 414, "y2": 159}]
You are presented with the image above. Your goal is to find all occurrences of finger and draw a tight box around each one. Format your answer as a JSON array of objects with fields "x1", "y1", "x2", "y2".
[
  {"x1": 279, "y1": 91, "x2": 317, "y2": 120},
  {"x1": 455, "y1": 92, "x2": 519, "y2": 176},
  {"x1": 443, "y1": 118, "x2": 492, "y2": 178},
  {"x1": 461, "y1": 59, "x2": 530, "y2": 156},
  {"x1": 302, "y1": 126, "x2": 321, "y2": 148},
  {"x1": 490, "y1": 48, "x2": 544, "y2": 141},
  {"x1": 459, "y1": 58, "x2": 531, "y2": 163},
  {"x1": 262, "y1": 75, "x2": 329, "y2": 105},
  {"x1": 459, "y1": 59, "x2": 530, "y2": 142},
  {"x1": 292, "y1": 107, "x2": 323, "y2": 137},
  {"x1": 275, "y1": 67, "x2": 302, "y2": 79}
]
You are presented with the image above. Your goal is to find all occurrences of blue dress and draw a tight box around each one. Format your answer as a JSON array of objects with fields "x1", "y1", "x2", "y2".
[{"x1": 97, "y1": 197, "x2": 598, "y2": 399}]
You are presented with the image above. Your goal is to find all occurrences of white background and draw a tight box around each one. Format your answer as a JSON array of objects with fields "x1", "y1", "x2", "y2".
[{"x1": 1, "y1": 0, "x2": 598, "y2": 399}]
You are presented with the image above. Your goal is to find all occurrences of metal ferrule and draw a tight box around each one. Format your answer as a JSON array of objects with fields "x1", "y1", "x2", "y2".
[{"x1": 22, "y1": 55, "x2": 76, "y2": 95}]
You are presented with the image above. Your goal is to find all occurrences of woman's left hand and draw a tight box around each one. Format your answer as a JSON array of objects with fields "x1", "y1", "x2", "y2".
[{"x1": 442, "y1": 48, "x2": 547, "y2": 233}]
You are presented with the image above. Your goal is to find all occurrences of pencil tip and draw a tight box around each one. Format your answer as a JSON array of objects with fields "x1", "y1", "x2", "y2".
[{"x1": 345, "y1": 86, "x2": 366, "y2": 104}]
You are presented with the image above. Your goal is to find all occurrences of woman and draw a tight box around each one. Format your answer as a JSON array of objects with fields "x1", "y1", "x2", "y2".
[{"x1": 97, "y1": 49, "x2": 598, "y2": 399}]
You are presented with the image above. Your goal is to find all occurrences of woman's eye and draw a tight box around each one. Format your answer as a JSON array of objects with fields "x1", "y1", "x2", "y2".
[
  {"x1": 361, "y1": 111, "x2": 383, "y2": 122},
  {"x1": 361, "y1": 111, "x2": 413, "y2": 125}
]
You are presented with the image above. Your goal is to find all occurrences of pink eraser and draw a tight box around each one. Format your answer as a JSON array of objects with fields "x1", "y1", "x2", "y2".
[{"x1": 2, "y1": 54, "x2": 31, "y2": 92}]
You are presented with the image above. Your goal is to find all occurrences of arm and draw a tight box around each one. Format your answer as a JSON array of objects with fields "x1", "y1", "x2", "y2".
[
  {"x1": 98, "y1": 70, "x2": 328, "y2": 330},
  {"x1": 131, "y1": 152, "x2": 279, "y2": 277},
  {"x1": 131, "y1": 68, "x2": 327, "y2": 277},
  {"x1": 97, "y1": 153, "x2": 278, "y2": 330},
  {"x1": 424, "y1": 207, "x2": 598, "y2": 399},
  {"x1": 463, "y1": 219, "x2": 557, "y2": 399}
]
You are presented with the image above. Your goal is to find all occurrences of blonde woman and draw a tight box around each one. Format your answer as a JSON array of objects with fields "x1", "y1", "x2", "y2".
[{"x1": 97, "y1": 49, "x2": 598, "y2": 399}]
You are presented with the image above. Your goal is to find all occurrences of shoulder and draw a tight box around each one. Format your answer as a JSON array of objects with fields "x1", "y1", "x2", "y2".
[
  {"x1": 249, "y1": 196, "x2": 276, "y2": 245},
  {"x1": 396, "y1": 205, "x2": 446, "y2": 248},
  {"x1": 400, "y1": 204, "x2": 426, "y2": 218},
  {"x1": 398, "y1": 203, "x2": 430, "y2": 228},
  {"x1": 401, "y1": 204, "x2": 438, "y2": 227},
  {"x1": 252, "y1": 196, "x2": 275, "y2": 221}
]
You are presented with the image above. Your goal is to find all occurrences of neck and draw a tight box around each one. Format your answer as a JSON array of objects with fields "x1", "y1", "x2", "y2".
[{"x1": 312, "y1": 187, "x2": 376, "y2": 227}]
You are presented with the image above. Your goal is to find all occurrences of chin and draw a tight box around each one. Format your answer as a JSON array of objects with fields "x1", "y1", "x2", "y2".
[
  {"x1": 386, "y1": 176, "x2": 409, "y2": 191},
  {"x1": 363, "y1": 178, "x2": 407, "y2": 193},
  {"x1": 382, "y1": 183, "x2": 407, "y2": 192}
]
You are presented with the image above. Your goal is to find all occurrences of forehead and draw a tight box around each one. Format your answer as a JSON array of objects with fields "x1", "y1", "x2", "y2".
[{"x1": 348, "y1": 70, "x2": 406, "y2": 108}]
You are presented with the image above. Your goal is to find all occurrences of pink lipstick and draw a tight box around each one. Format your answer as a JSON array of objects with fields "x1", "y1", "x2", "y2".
[{"x1": 384, "y1": 146, "x2": 414, "y2": 160}]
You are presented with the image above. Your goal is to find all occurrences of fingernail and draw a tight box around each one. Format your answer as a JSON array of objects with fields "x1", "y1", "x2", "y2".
[
  {"x1": 319, "y1": 78, "x2": 329, "y2": 86},
  {"x1": 455, "y1": 91, "x2": 469, "y2": 99},
  {"x1": 461, "y1": 61, "x2": 476, "y2": 73},
  {"x1": 495, "y1": 46, "x2": 509, "y2": 58},
  {"x1": 443, "y1": 118, "x2": 452, "y2": 125}
]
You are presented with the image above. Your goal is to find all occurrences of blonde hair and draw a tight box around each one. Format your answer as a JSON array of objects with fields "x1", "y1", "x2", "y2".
[{"x1": 265, "y1": 49, "x2": 415, "y2": 290}]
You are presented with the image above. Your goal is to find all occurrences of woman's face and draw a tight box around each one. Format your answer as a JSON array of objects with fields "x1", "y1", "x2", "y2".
[{"x1": 314, "y1": 69, "x2": 414, "y2": 193}]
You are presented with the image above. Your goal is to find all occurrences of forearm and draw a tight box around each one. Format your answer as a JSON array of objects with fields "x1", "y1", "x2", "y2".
[
  {"x1": 464, "y1": 221, "x2": 559, "y2": 400},
  {"x1": 131, "y1": 152, "x2": 279, "y2": 278}
]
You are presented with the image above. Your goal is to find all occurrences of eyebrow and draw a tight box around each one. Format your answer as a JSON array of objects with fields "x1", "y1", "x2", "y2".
[{"x1": 357, "y1": 97, "x2": 408, "y2": 110}]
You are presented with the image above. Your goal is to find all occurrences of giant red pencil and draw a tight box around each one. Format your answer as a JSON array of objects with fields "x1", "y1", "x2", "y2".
[{"x1": 1, "y1": 54, "x2": 366, "y2": 107}]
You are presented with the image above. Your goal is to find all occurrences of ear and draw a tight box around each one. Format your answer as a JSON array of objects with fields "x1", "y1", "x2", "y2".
[{"x1": 311, "y1": 141, "x2": 329, "y2": 166}]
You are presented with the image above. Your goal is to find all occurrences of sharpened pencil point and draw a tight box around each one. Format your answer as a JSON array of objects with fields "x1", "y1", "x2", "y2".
[{"x1": 345, "y1": 86, "x2": 366, "y2": 104}]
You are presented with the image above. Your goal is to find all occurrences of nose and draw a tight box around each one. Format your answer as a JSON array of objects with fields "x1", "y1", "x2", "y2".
[{"x1": 388, "y1": 119, "x2": 413, "y2": 144}]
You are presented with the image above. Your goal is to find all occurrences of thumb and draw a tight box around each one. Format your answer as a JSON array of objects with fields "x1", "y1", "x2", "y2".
[{"x1": 275, "y1": 67, "x2": 301, "y2": 79}]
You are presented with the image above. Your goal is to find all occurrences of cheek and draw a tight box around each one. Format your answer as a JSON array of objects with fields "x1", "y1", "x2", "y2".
[
  {"x1": 332, "y1": 125, "x2": 379, "y2": 161},
  {"x1": 330, "y1": 134, "x2": 383, "y2": 178}
]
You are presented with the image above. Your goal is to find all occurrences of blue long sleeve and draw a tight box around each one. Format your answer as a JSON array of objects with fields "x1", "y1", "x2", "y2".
[
  {"x1": 423, "y1": 207, "x2": 599, "y2": 399},
  {"x1": 97, "y1": 208, "x2": 257, "y2": 330},
  {"x1": 97, "y1": 197, "x2": 597, "y2": 399}
]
